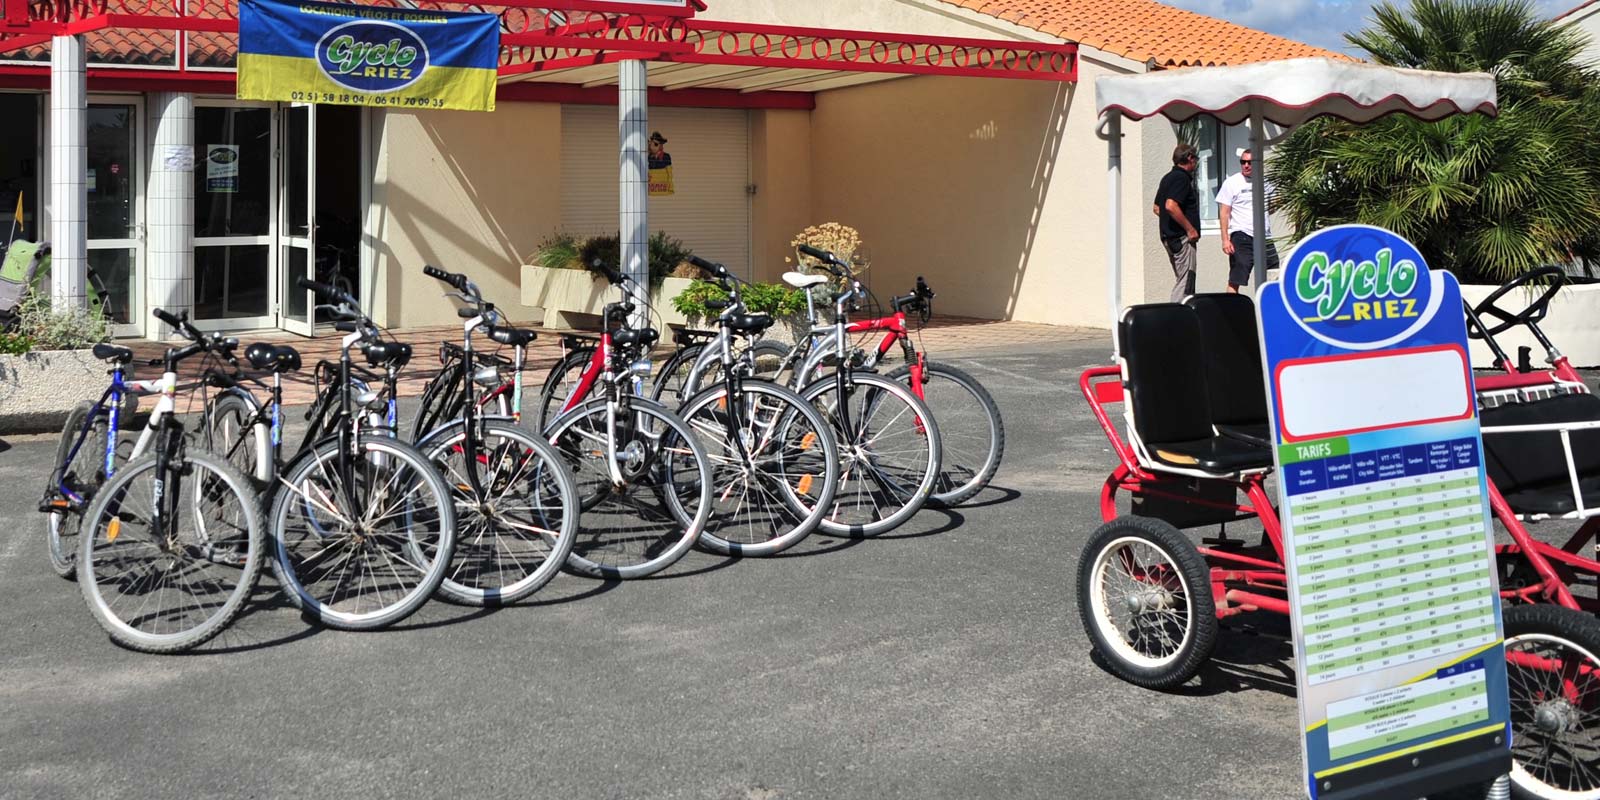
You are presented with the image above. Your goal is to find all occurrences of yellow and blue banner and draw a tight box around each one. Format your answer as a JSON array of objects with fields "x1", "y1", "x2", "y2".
[{"x1": 238, "y1": 0, "x2": 499, "y2": 112}]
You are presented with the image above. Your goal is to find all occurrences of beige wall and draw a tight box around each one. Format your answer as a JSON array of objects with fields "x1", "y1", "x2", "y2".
[
  {"x1": 369, "y1": 103, "x2": 561, "y2": 327},
  {"x1": 749, "y1": 109, "x2": 813, "y2": 284}
]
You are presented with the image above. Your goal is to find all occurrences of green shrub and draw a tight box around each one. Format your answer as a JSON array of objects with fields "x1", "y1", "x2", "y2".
[
  {"x1": 0, "y1": 332, "x2": 33, "y2": 355},
  {"x1": 672, "y1": 279, "x2": 805, "y2": 324},
  {"x1": 575, "y1": 231, "x2": 694, "y2": 285},
  {"x1": 11, "y1": 292, "x2": 109, "y2": 351},
  {"x1": 530, "y1": 231, "x2": 583, "y2": 271}
]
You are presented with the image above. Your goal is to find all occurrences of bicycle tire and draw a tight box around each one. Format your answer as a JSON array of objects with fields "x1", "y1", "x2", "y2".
[
  {"x1": 77, "y1": 450, "x2": 264, "y2": 653},
  {"x1": 650, "y1": 342, "x2": 706, "y2": 409},
  {"x1": 546, "y1": 397, "x2": 711, "y2": 579},
  {"x1": 410, "y1": 359, "x2": 466, "y2": 442},
  {"x1": 46, "y1": 401, "x2": 106, "y2": 580},
  {"x1": 1504, "y1": 603, "x2": 1600, "y2": 800},
  {"x1": 420, "y1": 420, "x2": 580, "y2": 606},
  {"x1": 537, "y1": 347, "x2": 597, "y2": 434},
  {"x1": 672, "y1": 379, "x2": 840, "y2": 557},
  {"x1": 682, "y1": 338, "x2": 791, "y2": 400},
  {"x1": 799, "y1": 372, "x2": 941, "y2": 537},
  {"x1": 885, "y1": 361, "x2": 1004, "y2": 507},
  {"x1": 204, "y1": 390, "x2": 272, "y2": 484},
  {"x1": 268, "y1": 434, "x2": 457, "y2": 630}
]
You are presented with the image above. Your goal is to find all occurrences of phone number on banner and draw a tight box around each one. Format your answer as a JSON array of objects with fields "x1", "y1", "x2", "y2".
[{"x1": 287, "y1": 91, "x2": 449, "y2": 108}]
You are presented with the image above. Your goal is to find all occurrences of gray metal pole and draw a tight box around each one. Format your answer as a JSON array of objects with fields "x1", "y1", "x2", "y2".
[
  {"x1": 1249, "y1": 106, "x2": 1268, "y2": 288},
  {"x1": 1103, "y1": 112, "x2": 1123, "y2": 356},
  {"x1": 619, "y1": 58, "x2": 650, "y2": 333},
  {"x1": 49, "y1": 34, "x2": 88, "y2": 312}
]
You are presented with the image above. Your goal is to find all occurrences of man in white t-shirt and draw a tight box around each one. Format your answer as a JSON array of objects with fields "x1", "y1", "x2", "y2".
[{"x1": 1215, "y1": 149, "x2": 1280, "y2": 293}]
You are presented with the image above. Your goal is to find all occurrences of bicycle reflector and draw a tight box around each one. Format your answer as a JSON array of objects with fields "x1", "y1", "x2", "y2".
[
  {"x1": 629, "y1": 358, "x2": 653, "y2": 377},
  {"x1": 106, "y1": 518, "x2": 121, "y2": 542}
]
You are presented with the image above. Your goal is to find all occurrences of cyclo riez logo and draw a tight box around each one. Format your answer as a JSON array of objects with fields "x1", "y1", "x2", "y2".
[
  {"x1": 1282, "y1": 224, "x2": 1440, "y2": 349},
  {"x1": 316, "y1": 20, "x2": 429, "y2": 93}
]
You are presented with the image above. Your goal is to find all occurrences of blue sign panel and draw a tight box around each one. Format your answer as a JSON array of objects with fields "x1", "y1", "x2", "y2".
[{"x1": 1258, "y1": 225, "x2": 1510, "y2": 798}]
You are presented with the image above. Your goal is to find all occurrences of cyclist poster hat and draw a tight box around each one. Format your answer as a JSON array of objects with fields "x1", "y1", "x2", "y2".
[
  {"x1": 648, "y1": 131, "x2": 674, "y2": 196},
  {"x1": 237, "y1": 0, "x2": 499, "y2": 112}
]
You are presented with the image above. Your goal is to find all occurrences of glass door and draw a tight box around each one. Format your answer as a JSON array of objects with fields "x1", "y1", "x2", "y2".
[
  {"x1": 194, "y1": 101, "x2": 276, "y2": 330},
  {"x1": 278, "y1": 104, "x2": 315, "y2": 337},
  {"x1": 85, "y1": 98, "x2": 143, "y2": 337}
]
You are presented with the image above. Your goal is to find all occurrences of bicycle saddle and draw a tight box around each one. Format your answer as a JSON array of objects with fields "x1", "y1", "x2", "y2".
[
  {"x1": 724, "y1": 313, "x2": 773, "y2": 333},
  {"x1": 245, "y1": 343, "x2": 302, "y2": 373},
  {"x1": 487, "y1": 326, "x2": 537, "y2": 347},
  {"x1": 782, "y1": 271, "x2": 828, "y2": 290},
  {"x1": 92, "y1": 343, "x2": 134, "y2": 364},
  {"x1": 612, "y1": 327, "x2": 659, "y2": 348},
  {"x1": 362, "y1": 341, "x2": 413, "y2": 368}
]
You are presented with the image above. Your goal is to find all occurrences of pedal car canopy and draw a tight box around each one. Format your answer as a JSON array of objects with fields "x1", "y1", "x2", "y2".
[
  {"x1": 1096, "y1": 57, "x2": 1498, "y2": 332},
  {"x1": 1095, "y1": 57, "x2": 1497, "y2": 126}
]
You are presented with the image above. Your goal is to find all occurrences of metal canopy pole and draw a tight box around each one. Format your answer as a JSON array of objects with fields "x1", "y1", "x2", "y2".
[
  {"x1": 1103, "y1": 111, "x2": 1123, "y2": 356},
  {"x1": 619, "y1": 58, "x2": 650, "y2": 331},
  {"x1": 49, "y1": 33, "x2": 88, "y2": 312},
  {"x1": 1249, "y1": 102, "x2": 1268, "y2": 288}
]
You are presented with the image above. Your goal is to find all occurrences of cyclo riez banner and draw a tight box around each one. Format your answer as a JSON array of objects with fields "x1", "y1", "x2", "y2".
[
  {"x1": 1257, "y1": 224, "x2": 1511, "y2": 799},
  {"x1": 238, "y1": 0, "x2": 498, "y2": 112}
]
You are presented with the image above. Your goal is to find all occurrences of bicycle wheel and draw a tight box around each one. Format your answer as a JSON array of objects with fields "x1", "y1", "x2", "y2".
[
  {"x1": 672, "y1": 380, "x2": 839, "y2": 556},
  {"x1": 886, "y1": 361, "x2": 1004, "y2": 507},
  {"x1": 800, "y1": 372, "x2": 941, "y2": 537},
  {"x1": 46, "y1": 402, "x2": 109, "y2": 580},
  {"x1": 1504, "y1": 604, "x2": 1600, "y2": 800},
  {"x1": 421, "y1": 421, "x2": 579, "y2": 606},
  {"x1": 269, "y1": 434, "x2": 456, "y2": 630},
  {"x1": 547, "y1": 397, "x2": 711, "y2": 579},
  {"x1": 410, "y1": 359, "x2": 466, "y2": 442},
  {"x1": 649, "y1": 342, "x2": 705, "y2": 410},
  {"x1": 77, "y1": 450, "x2": 264, "y2": 653},
  {"x1": 682, "y1": 339, "x2": 792, "y2": 399},
  {"x1": 204, "y1": 390, "x2": 272, "y2": 484},
  {"x1": 537, "y1": 347, "x2": 596, "y2": 433}
]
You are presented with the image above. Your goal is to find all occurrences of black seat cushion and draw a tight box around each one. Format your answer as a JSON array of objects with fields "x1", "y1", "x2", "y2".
[
  {"x1": 245, "y1": 343, "x2": 302, "y2": 373},
  {"x1": 1186, "y1": 293, "x2": 1269, "y2": 429},
  {"x1": 363, "y1": 341, "x2": 412, "y2": 368},
  {"x1": 673, "y1": 328, "x2": 717, "y2": 346},
  {"x1": 1122, "y1": 303, "x2": 1273, "y2": 474},
  {"x1": 613, "y1": 327, "x2": 659, "y2": 348},
  {"x1": 725, "y1": 313, "x2": 773, "y2": 334},
  {"x1": 1502, "y1": 476, "x2": 1600, "y2": 515},
  {"x1": 1482, "y1": 392, "x2": 1600, "y2": 513},
  {"x1": 92, "y1": 343, "x2": 134, "y2": 364},
  {"x1": 1150, "y1": 436, "x2": 1275, "y2": 473},
  {"x1": 1218, "y1": 422, "x2": 1272, "y2": 448},
  {"x1": 488, "y1": 326, "x2": 536, "y2": 347},
  {"x1": 1122, "y1": 304, "x2": 1216, "y2": 445}
]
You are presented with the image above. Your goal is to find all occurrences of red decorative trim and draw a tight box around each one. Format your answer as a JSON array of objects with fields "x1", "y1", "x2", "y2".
[{"x1": 497, "y1": 81, "x2": 815, "y2": 109}]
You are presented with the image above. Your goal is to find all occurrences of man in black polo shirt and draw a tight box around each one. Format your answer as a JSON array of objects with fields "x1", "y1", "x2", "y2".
[{"x1": 1153, "y1": 143, "x2": 1201, "y2": 302}]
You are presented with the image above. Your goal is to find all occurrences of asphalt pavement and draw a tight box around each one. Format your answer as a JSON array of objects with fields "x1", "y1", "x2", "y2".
[{"x1": 0, "y1": 337, "x2": 1373, "y2": 800}]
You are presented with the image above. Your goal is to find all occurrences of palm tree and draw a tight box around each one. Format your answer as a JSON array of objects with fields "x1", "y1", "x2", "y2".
[{"x1": 1269, "y1": 0, "x2": 1600, "y2": 282}]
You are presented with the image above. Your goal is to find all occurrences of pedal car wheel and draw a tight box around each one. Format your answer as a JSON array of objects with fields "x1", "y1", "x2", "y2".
[
  {"x1": 1078, "y1": 515, "x2": 1217, "y2": 690},
  {"x1": 1504, "y1": 604, "x2": 1600, "y2": 800}
]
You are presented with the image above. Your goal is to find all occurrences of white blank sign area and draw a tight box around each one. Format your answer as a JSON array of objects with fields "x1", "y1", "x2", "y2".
[{"x1": 1277, "y1": 348, "x2": 1470, "y2": 440}]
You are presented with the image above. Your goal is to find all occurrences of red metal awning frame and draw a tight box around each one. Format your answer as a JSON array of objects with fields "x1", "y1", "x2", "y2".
[{"x1": 0, "y1": 0, "x2": 1076, "y2": 98}]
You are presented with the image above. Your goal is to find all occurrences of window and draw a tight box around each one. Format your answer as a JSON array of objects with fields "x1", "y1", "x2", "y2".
[{"x1": 1180, "y1": 116, "x2": 1253, "y2": 228}]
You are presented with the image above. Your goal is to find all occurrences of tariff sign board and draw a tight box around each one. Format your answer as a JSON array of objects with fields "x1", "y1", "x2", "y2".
[{"x1": 1257, "y1": 224, "x2": 1511, "y2": 799}]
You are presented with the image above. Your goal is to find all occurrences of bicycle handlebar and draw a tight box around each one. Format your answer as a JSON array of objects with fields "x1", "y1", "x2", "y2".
[{"x1": 591, "y1": 259, "x2": 627, "y2": 286}]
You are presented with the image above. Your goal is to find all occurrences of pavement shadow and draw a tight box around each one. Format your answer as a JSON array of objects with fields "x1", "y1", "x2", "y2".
[
  {"x1": 1084, "y1": 616, "x2": 1298, "y2": 700},
  {"x1": 180, "y1": 586, "x2": 326, "y2": 655},
  {"x1": 940, "y1": 485, "x2": 1021, "y2": 510},
  {"x1": 871, "y1": 507, "x2": 965, "y2": 540},
  {"x1": 0, "y1": 438, "x2": 12, "y2": 455}
]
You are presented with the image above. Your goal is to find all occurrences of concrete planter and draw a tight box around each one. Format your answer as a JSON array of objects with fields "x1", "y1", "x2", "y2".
[
  {"x1": 520, "y1": 266, "x2": 691, "y2": 330},
  {"x1": 0, "y1": 348, "x2": 104, "y2": 433},
  {"x1": 1460, "y1": 282, "x2": 1600, "y2": 369}
]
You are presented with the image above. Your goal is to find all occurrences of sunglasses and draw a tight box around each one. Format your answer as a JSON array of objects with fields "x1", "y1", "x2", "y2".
[{"x1": 1240, "y1": 159, "x2": 1254, "y2": 165}]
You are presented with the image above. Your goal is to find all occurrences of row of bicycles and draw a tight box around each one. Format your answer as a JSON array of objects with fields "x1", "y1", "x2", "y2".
[{"x1": 37, "y1": 246, "x2": 1005, "y2": 654}]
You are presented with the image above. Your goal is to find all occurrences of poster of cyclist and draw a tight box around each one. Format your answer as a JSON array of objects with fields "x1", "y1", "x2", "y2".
[{"x1": 648, "y1": 131, "x2": 674, "y2": 196}]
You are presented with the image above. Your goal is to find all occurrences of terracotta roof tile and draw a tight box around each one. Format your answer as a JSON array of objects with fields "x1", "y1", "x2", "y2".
[{"x1": 937, "y1": 0, "x2": 1347, "y2": 67}]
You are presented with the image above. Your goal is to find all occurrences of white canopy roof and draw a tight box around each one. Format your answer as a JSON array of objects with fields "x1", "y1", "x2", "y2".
[{"x1": 1095, "y1": 57, "x2": 1498, "y2": 126}]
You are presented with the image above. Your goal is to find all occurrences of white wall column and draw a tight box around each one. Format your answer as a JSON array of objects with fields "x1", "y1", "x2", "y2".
[
  {"x1": 48, "y1": 34, "x2": 87, "y2": 310},
  {"x1": 147, "y1": 91, "x2": 195, "y2": 333},
  {"x1": 619, "y1": 58, "x2": 650, "y2": 329}
]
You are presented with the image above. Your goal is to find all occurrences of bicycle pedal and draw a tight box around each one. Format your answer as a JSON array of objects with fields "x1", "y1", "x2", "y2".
[{"x1": 38, "y1": 498, "x2": 72, "y2": 513}]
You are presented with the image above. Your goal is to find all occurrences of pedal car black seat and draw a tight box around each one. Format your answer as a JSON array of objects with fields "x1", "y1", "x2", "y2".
[
  {"x1": 1185, "y1": 293, "x2": 1272, "y2": 448},
  {"x1": 1121, "y1": 303, "x2": 1273, "y2": 474},
  {"x1": 487, "y1": 326, "x2": 537, "y2": 347},
  {"x1": 1482, "y1": 392, "x2": 1600, "y2": 514},
  {"x1": 724, "y1": 313, "x2": 773, "y2": 334},
  {"x1": 362, "y1": 341, "x2": 413, "y2": 368},
  {"x1": 612, "y1": 327, "x2": 659, "y2": 348},
  {"x1": 245, "y1": 343, "x2": 302, "y2": 373},
  {"x1": 92, "y1": 343, "x2": 134, "y2": 364}
]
